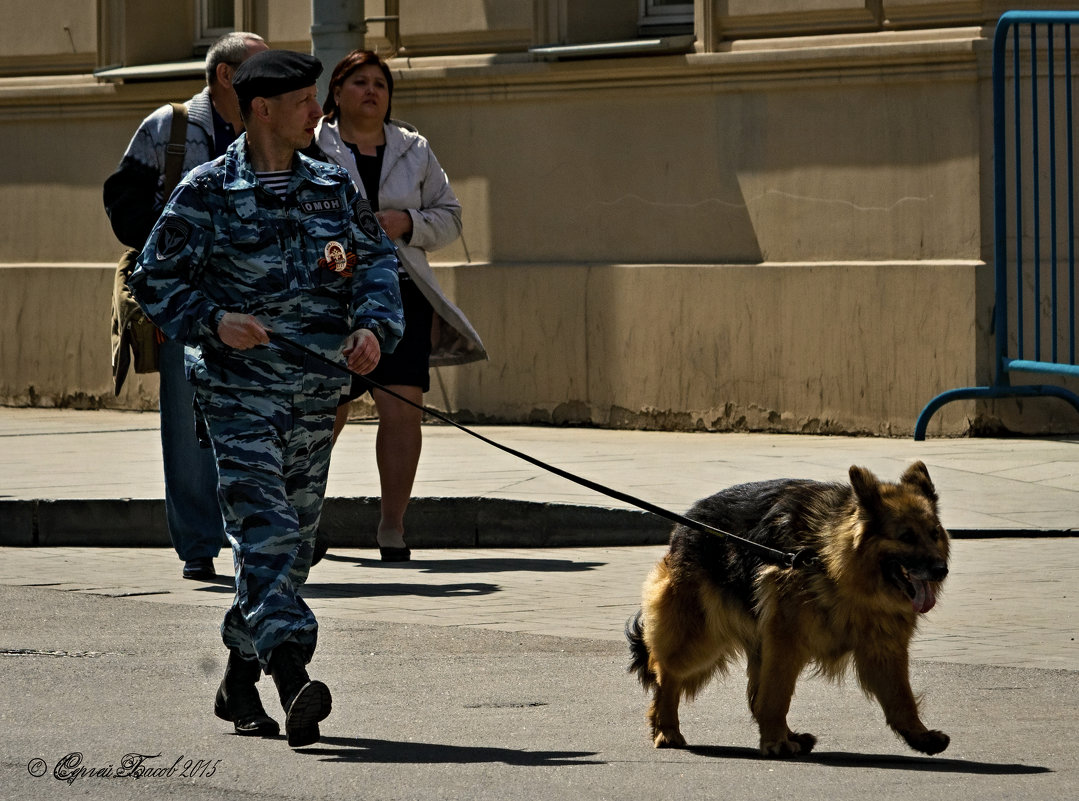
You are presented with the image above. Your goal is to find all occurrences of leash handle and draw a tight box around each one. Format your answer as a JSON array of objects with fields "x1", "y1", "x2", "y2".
[{"x1": 270, "y1": 332, "x2": 804, "y2": 569}]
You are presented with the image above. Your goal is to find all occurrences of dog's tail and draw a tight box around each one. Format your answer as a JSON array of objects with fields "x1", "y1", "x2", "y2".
[{"x1": 625, "y1": 609, "x2": 657, "y2": 689}]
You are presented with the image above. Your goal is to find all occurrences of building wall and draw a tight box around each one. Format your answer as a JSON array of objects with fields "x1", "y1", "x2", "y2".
[
  {"x1": 0, "y1": 0, "x2": 97, "y2": 75},
  {"x1": 1, "y1": 0, "x2": 1077, "y2": 436}
]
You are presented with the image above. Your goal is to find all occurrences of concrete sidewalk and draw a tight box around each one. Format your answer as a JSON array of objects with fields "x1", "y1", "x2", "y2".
[
  {"x1": 1, "y1": 407, "x2": 1077, "y2": 546},
  {"x1": 3, "y1": 405, "x2": 1074, "y2": 669}
]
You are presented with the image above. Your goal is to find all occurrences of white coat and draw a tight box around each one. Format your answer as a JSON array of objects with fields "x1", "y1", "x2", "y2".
[{"x1": 313, "y1": 117, "x2": 487, "y2": 367}]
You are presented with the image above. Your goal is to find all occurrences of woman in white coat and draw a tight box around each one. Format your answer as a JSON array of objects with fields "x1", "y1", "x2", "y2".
[{"x1": 316, "y1": 50, "x2": 486, "y2": 561}]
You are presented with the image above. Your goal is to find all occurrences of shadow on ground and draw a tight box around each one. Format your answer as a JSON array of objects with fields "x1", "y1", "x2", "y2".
[
  {"x1": 302, "y1": 735, "x2": 604, "y2": 766},
  {"x1": 322, "y1": 552, "x2": 606, "y2": 574},
  {"x1": 687, "y1": 745, "x2": 1051, "y2": 775}
]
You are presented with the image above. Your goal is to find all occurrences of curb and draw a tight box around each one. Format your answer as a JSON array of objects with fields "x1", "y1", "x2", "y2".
[
  {"x1": 1, "y1": 497, "x2": 1074, "y2": 548},
  {"x1": 0, "y1": 497, "x2": 670, "y2": 548}
]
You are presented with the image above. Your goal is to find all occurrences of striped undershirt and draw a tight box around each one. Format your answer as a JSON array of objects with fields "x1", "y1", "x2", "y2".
[{"x1": 256, "y1": 170, "x2": 291, "y2": 197}]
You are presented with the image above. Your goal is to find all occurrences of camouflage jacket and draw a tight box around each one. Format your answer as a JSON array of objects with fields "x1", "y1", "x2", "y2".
[{"x1": 129, "y1": 134, "x2": 404, "y2": 395}]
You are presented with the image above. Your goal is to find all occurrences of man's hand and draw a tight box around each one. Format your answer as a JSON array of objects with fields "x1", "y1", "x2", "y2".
[
  {"x1": 342, "y1": 328, "x2": 380, "y2": 375},
  {"x1": 217, "y1": 312, "x2": 270, "y2": 349}
]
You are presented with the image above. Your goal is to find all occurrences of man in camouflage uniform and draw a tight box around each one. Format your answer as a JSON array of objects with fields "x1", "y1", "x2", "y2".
[{"x1": 129, "y1": 50, "x2": 403, "y2": 748}]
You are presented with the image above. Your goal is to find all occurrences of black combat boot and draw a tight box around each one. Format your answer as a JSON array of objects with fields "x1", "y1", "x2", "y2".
[
  {"x1": 213, "y1": 649, "x2": 280, "y2": 737},
  {"x1": 268, "y1": 641, "x2": 332, "y2": 747}
]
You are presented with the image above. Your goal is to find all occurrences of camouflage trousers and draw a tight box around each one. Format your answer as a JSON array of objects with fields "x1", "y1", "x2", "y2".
[{"x1": 196, "y1": 382, "x2": 340, "y2": 669}]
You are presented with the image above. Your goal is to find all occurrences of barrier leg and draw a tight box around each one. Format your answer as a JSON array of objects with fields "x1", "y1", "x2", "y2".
[
  {"x1": 913, "y1": 387, "x2": 994, "y2": 441},
  {"x1": 915, "y1": 384, "x2": 1079, "y2": 440}
]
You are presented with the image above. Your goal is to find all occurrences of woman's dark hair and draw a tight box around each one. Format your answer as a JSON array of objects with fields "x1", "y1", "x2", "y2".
[{"x1": 322, "y1": 50, "x2": 393, "y2": 123}]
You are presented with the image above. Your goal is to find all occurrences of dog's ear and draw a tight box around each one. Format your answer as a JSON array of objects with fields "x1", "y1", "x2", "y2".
[
  {"x1": 900, "y1": 460, "x2": 938, "y2": 504},
  {"x1": 849, "y1": 465, "x2": 884, "y2": 515}
]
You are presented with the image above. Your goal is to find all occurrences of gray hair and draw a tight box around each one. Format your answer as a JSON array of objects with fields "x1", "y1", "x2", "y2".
[{"x1": 205, "y1": 31, "x2": 266, "y2": 86}]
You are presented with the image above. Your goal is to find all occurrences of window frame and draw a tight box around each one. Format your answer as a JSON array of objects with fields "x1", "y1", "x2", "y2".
[
  {"x1": 639, "y1": 0, "x2": 694, "y2": 34},
  {"x1": 195, "y1": 0, "x2": 240, "y2": 48}
]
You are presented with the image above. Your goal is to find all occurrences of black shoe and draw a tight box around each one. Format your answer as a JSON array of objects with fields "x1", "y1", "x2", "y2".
[
  {"x1": 282, "y1": 681, "x2": 332, "y2": 747},
  {"x1": 213, "y1": 649, "x2": 280, "y2": 737},
  {"x1": 269, "y1": 642, "x2": 332, "y2": 747},
  {"x1": 311, "y1": 529, "x2": 330, "y2": 567},
  {"x1": 182, "y1": 557, "x2": 216, "y2": 581},
  {"x1": 379, "y1": 546, "x2": 411, "y2": 562}
]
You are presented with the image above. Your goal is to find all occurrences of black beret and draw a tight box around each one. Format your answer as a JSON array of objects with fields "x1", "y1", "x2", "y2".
[{"x1": 233, "y1": 50, "x2": 323, "y2": 103}]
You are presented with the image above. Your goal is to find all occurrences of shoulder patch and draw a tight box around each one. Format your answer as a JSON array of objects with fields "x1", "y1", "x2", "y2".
[
  {"x1": 156, "y1": 217, "x2": 193, "y2": 260},
  {"x1": 352, "y1": 196, "x2": 382, "y2": 241}
]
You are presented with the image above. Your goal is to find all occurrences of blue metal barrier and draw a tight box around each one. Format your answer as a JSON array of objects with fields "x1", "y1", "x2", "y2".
[{"x1": 915, "y1": 10, "x2": 1079, "y2": 440}]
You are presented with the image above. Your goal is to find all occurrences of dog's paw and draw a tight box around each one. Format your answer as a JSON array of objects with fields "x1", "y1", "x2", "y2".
[
  {"x1": 759, "y1": 731, "x2": 816, "y2": 758},
  {"x1": 652, "y1": 729, "x2": 687, "y2": 749},
  {"x1": 905, "y1": 729, "x2": 950, "y2": 755}
]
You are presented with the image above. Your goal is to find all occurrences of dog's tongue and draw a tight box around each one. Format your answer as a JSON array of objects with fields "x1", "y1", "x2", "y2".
[{"x1": 911, "y1": 579, "x2": 937, "y2": 614}]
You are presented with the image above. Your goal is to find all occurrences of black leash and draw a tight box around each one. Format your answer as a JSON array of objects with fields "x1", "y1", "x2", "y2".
[{"x1": 270, "y1": 332, "x2": 816, "y2": 570}]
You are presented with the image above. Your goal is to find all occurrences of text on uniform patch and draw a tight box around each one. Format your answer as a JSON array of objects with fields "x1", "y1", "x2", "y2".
[{"x1": 300, "y1": 199, "x2": 343, "y2": 213}]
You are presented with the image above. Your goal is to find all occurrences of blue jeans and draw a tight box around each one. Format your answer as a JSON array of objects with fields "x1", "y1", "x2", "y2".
[{"x1": 158, "y1": 339, "x2": 223, "y2": 561}]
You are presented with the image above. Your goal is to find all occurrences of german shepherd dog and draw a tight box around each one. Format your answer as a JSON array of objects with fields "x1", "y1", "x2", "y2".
[{"x1": 626, "y1": 462, "x2": 950, "y2": 757}]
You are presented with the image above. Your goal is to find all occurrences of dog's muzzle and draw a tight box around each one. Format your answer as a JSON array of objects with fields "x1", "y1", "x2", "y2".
[{"x1": 885, "y1": 559, "x2": 947, "y2": 614}]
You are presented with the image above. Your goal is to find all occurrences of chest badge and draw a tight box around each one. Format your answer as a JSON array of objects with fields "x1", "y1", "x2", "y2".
[{"x1": 319, "y1": 240, "x2": 358, "y2": 277}]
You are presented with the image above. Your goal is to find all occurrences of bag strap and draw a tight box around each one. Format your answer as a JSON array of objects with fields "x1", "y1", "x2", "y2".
[{"x1": 163, "y1": 102, "x2": 188, "y2": 197}]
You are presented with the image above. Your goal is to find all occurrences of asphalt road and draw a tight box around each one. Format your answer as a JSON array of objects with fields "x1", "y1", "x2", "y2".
[{"x1": 1, "y1": 583, "x2": 1074, "y2": 801}]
